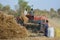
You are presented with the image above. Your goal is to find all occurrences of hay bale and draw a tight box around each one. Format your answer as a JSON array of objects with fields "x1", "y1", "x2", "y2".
[{"x1": 0, "y1": 11, "x2": 28, "y2": 39}]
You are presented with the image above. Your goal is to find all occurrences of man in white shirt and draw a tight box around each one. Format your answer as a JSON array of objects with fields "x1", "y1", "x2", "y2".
[
  {"x1": 23, "y1": 9, "x2": 29, "y2": 23},
  {"x1": 24, "y1": 9, "x2": 28, "y2": 16}
]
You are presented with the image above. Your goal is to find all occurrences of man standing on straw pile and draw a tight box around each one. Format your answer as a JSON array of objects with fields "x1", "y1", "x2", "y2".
[
  {"x1": 21, "y1": 9, "x2": 29, "y2": 24},
  {"x1": 24, "y1": 9, "x2": 28, "y2": 16}
]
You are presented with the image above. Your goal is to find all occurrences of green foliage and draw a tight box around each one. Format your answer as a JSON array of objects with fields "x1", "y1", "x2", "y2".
[
  {"x1": 0, "y1": 3, "x2": 3, "y2": 10},
  {"x1": 50, "y1": 8, "x2": 55, "y2": 12},
  {"x1": 34, "y1": 9, "x2": 49, "y2": 16},
  {"x1": 57, "y1": 8, "x2": 60, "y2": 15},
  {"x1": 26, "y1": 5, "x2": 31, "y2": 12},
  {"x1": 34, "y1": 9, "x2": 41, "y2": 16},
  {"x1": 8, "y1": 10, "x2": 15, "y2": 15},
  {"x1": 18, "y1": 0, "x2": 27, "y2": 15},
  {"x1": 2, "y1": 5, "x2": 10, "y2": 11},
  {"x1": 49, "y1": 8, "x2": 57, "y2": 18}
]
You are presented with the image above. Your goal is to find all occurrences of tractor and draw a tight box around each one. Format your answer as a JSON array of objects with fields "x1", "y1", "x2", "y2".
[{"x1": 16, "y1": 14, "x2": 48, "y2": 34}]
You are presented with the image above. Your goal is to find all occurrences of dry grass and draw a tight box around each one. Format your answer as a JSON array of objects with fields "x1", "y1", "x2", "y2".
[
  {"x1": 21, "y1": 15, "x2": 29, "y2": 23},
  {"x1": 48, "y1": 18, "x2": 60, "y2": 28},
  {"x1": 0, "y1": 11, "x2": 28, "y2": 39},
  {"x1": 0, "y1": 37, "x2": 60, "y2": 40}
]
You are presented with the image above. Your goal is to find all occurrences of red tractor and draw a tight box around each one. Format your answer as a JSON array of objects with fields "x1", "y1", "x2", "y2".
[
  {"x1": 16, "y1": 15, "x2": 48, "y2": 33},
  {"x1": 25, "y1": 15, "x2": 48, "y2": 33}
]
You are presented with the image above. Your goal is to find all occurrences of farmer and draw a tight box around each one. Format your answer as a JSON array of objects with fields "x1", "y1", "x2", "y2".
[
  {"x1": 28, "y1": 8, "x2": 34, "y2": 22},
  {"x1": 29, "y1": 8, "x2": 34, "y2": 16},
  {"x1": 44, "y1": 20, "x2": 49, "y2": 37},
  {"x1": 24, "y1": 9, "x2": 28, "y2": 16}
]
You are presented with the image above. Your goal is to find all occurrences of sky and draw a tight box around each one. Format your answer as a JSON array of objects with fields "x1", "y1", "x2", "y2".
[{"x1": 0, "y1": 0, "x2": 60, "y2": 10}]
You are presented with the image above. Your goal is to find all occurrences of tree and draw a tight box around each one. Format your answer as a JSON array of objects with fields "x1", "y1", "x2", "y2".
[
  {"x1": 26, "y1": 5, "x2": 31, "y2": 12},
  {"x1": 2, "y1": 5, "x2": 10, "y2": 14},
  {"x1": 0, "y1": 3, "x2": 3, "y2": 10},
  {"x1": 50, "y1": 8, "x2": 54, "y2": 12},
  {"x1": 8, "y1": 10, "x2": 15, "y2": 15},
  {"x1": 2, "y1": 5, "x2": 10, "y2": 11},
  {"x1": 18, "y1": 0, "x2": 28, "y2": 16},
  {"x1": 57, "y1": 8, "x2": 60, "y2": 15},
  {"x1": 34, "y1": 9, "x2": 41, "y2": 16},
  {"x1": 50, "y1": 8, "x2": 55, "y2": 14},
  {"x1": 50, "y1": 8, "x2": 56, "y2": 17}
]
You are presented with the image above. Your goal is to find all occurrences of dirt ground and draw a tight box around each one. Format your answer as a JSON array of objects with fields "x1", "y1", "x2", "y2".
[{"x1": 0, "y1": 37, "x2": 60, "y2": 40}]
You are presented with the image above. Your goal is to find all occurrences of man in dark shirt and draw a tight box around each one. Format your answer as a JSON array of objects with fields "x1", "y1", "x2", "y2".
[
  {"x1": 29, "y1": 8, "x2": 34, "y2": 22},
  {"x1": 44, "y1": 20, "x2": 49, "y2": 37},
  {"x1": 29, "y1": 8, "x2": 34, "y2": 16}
]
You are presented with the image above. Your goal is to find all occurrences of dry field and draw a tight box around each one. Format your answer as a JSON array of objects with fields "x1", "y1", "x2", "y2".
[
  {"x1": 0, "y1": 18, "x2": 60, "y2": 40},
  {"x1": 0, "y1": 37, "x2": 60, "y2": 40},
  {"x1": 49, "y1": 18, "x2": 60, "y2": 28},
  {"x1": 0, "y1": 12, "x2": 60, "y2": 40}
]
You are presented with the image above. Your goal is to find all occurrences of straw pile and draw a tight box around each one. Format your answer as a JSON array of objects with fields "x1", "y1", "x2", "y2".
[
  {"x1": 21, "y1": 15, "x2": 29, "y2": 24},
  {"x1": 0, "y1": 11, "x2": 28, "y2": 39}
]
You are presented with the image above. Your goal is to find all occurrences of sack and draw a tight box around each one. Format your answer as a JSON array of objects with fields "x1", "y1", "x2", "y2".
[{"x1": 48, "y1": 27, "x2": 54, "y2": 38}]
